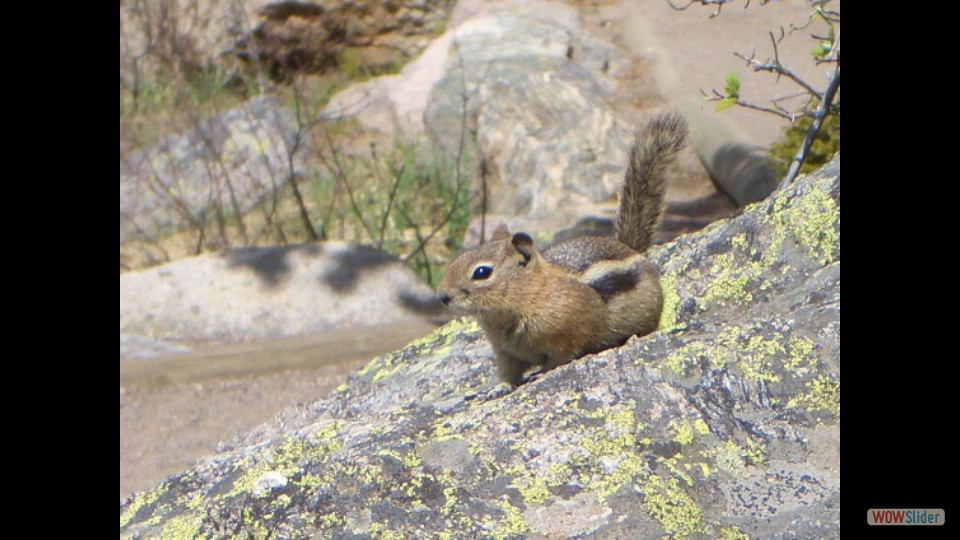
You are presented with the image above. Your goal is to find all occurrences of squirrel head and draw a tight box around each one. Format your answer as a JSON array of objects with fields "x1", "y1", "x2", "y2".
[{"x1": 437, "y1": 224, "x2": 542, "y2": 315}]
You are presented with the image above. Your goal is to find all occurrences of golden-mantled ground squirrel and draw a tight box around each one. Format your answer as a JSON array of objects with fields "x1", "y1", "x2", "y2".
[{"x1": 438, "y1": 113, "x2": 688, "y2": 398}]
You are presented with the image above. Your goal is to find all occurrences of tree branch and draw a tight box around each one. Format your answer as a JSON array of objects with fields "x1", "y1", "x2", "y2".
[{"x1": 780, "y1": 64, "x2": 840, "y2": 188}]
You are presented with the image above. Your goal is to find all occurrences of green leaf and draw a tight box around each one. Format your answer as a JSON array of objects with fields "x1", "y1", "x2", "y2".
[
  {"x1": 715, "y1": 97, "x2": 737, "y2": 112},
  {"x1": 725, "y1": 72, "x2": 740, "y2": 97}
]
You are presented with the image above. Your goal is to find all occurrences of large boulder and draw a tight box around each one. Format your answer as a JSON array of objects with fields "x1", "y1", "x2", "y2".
[
  {"x1": 427, "y1": 12, "x2": 633, "y2": 216},
  {"x1": 324, "y1": 2, "x2": 639, "y2": 221},
  {"x1": 120, "y1": 156, "x2": 840, "y2": 538},
  {"x1": 119, "y1": 241, "x2": 443, "y2": 359}
]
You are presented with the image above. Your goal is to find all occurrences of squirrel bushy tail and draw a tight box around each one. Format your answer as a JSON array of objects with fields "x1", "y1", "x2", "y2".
[{"x1": 616, "y1": 112, "x2": 688, "y2": 253}]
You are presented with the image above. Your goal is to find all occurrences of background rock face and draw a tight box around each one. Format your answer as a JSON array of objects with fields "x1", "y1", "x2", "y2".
[
  {"x1": 250, "y1": 0, "x2": 455, "y2": 76},
  {"x1": 119, "y1": 0, "x2": 455, "y2": 87},
  {"x1": 120, "y1": 96, "x2": 305, "y2": 246},
  {"x1": 427, "y1": 11, "x2": 633, "y2": 217},
  {"x1": 120, "y1": 158, "x2": 839, "y2": 538},
  {"x1": 119, "y1": 0, "x2": 267, "y2": 88},
  {"x1": 119, "y1": 241, "x2": 443, "y2": 358},
  {"x1": 326, "y1": 4, "x2": 639, "y2": 220}
]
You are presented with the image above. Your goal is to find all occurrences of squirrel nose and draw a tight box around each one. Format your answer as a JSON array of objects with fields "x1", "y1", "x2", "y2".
[{"x1": 439, "y1": 294, "x2": 452, "y2": 307}]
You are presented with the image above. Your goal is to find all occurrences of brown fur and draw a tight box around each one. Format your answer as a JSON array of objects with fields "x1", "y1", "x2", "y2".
[
  {"x1": 616, "y1": 112, "x2": 687, "y2": 252},
  {"x1": 438, "y1": 113, "x2": 688, "y2": 395}
]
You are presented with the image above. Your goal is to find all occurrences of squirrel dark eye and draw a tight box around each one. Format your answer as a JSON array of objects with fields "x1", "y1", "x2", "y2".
[{"x1": 471, "y1": 265, "x2": 493, "y2": 281}]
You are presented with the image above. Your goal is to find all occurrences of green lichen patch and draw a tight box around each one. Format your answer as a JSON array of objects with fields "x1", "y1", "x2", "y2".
[
  {"x1": 784, "y1": 336, "x2": 819, "y2": 372},
  {"x1": 669, "y1": 418, "x2": 710, "y2": 446},
  {"x1": 662, "y1": 324, "x2": 789, "y2": 385},
  {"x1": 240, "y1": 506, "x2": 272, "y2": 539},
  {"x1": 510, "y1": 470, "x2": 552, "y2": 505},
  {"x1": 730, "y1": 233, "x2": 752, "y2": 255},
  {"x1": 315, "y1": 421, "x2": 346, "y2": 455},
  {"x1": 121, "y1": 487, "x2": 164, "y2": 528},
  {"x1": 572, "y1": 403, "x2": 655, "y2": 505},
  {"x1": 158, "y1": 513, "x2": 204, "y2": 540},
  {"x1": 658, "y1": 273, "x2": 683, "y2": 332},
  {"x1": 403, "y1": 449, "x2": 422, "y2": 469},
  {"x1": 770, "y1": 184, "x2": 840, "y2": 266},
  {"x1": 643, "y1": 474, "x2": 704, "y2": 539},
  {"x1": 675, "y1": 173, "x2": 837, "y2": 316},
  {"x1": 581, "y1": 406, "x2": 638, "y2": 458},
  {"x1": 594, "y1": 453, "x2": 648, "y2": 505},
  {"x1": 718, "y1": 325, "x2": 789, "y2": 385},
  {"x1": 662, "y1": 341, "x2": 710, "y2": 376},
  {"x1": 490, "y1": 499, "x2": 535, "y2": 539},
  {"x1": 739, "y1": 335, "x2": 786, "y2": 384},
  {"x1": 223, "y1": 422, "x2": 345, "y2": 500},
  {"x1": 659, "y1": 323, "x2": 829, "y2": 420},
  {"x1": 742, "y1": 438, "x2": 767, "y2": 467},
  {"x1": 358, "y1": 349, "x2": 404, "y2": 381},
  {"x1": 357, "y1": 318, "x2": 479, "y2": 384},
  {"x1": 702, "y1": 253, "x2": 754, "y2": 306},
  {"x1": 787, "y1": 375, "x2": 840, "y2": 422},
  {"x1": 719, "y1": 525, "x2": 752, "y2": 540},
  {"x1": 705, "y1": 438, "x2": 768, "y2": 479}
]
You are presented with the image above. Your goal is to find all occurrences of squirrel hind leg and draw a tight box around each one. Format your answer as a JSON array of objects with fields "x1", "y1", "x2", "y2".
[{"x1": 605, "y1": 259, "x2": 664, "y2": 340}]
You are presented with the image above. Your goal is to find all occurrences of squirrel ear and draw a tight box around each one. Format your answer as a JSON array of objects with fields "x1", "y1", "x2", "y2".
[
  {"x1": 491, "y1": 223, "x2": 512, "y2": 241},
  {"x1": 511, "y1": 232, "x2": 536, "y2": 261}
]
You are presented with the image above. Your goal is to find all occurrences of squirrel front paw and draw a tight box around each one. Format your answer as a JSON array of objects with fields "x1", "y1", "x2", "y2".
[{"x1": 485, "y1": 382, "x2": 517, "y2": 400}]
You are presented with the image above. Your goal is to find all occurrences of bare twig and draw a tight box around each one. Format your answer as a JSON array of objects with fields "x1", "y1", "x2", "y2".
[
  {"x1": 732, "y1": 100, "x2": 795, "y2": 121},
  {"x1": 287, "y1": 76, "x2": 320, "y2": 241},
  {"x1": 666, "y1": 0, "x2": 742, "y2": 18},
  {"x1": 138, "y1": 149, "x2": 204, "y2": 234},
  {"x1": 367, "y1": 140, "x2": 401, "y2": 249},
  {"x1": 733, "y1": 33, "x2": 824, "y2": 99},
  {"x1": 702, "y1": 87, "x2": 796, "y2": 120},
  {"x1": 188, "y1": 106, "x2": 249, "y2": 247},
  {"x1": 120, "y1": 209, "x2": 173, "y2": 266},
  {"x1": 770, "y1": 90, "x2": 814, "y2": 109},
  {"x1": 479, "y1": 157, "x2": 489, "y2": 245},
  {"x1": 252, "y1": 119, "x2": 284, "y2": 245},
  {"x1": 396, "y1": 204, "x2": 433, "y2": 285},
  {"x1": 402, "y1": 40, "x2": 473, "y2": 265},
  {"x1": 401, "y1": 178, "x2": 468, "y2": 264},
  {"x1": 229, "y1": 0, "x2": 266, "y2": 96},
  {"x1": 687, "y1": 0, "x2": 839, "y2": 197},
  {"x1": 316, "y1": 124, "x2": 377, "y2": 242},
  {"x1": 780, "y1": 64, "x2": 840, "y2": 189},
  {"x1": 377, "y1": 152, "x2": 406, "y2": 250}
]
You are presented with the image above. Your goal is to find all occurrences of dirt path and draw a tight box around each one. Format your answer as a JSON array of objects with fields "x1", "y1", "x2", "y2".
[
  {"x1": 120, "y1": 321, "x2": 438, "y2": 499},
  {"x1": 618, "y1": 0, "x2": 832, "y2": 148}
]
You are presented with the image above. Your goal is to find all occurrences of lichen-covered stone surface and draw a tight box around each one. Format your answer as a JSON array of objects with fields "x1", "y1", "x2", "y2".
[{"x1": 120, "y1": 156, "x2": 839, "y2": 539}]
